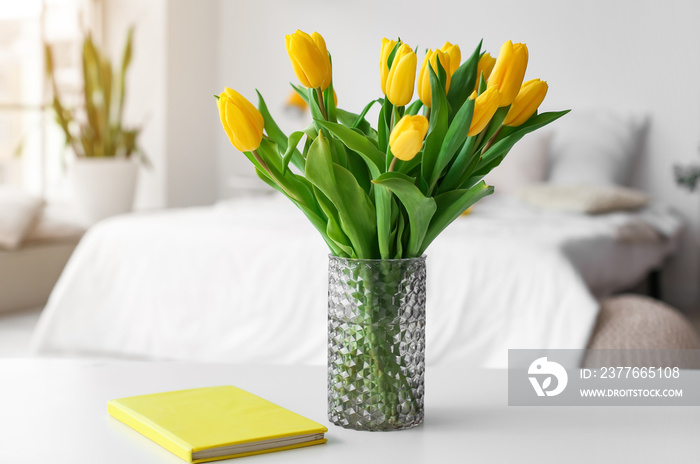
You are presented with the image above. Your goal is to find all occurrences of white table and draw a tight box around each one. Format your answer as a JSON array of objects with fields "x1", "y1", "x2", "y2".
[{"x1": 2, "y1": 359, "x2": 698, "y2": 463}]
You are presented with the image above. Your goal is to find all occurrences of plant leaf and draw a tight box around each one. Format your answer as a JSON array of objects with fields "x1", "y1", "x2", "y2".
[
  {"x1": 305, "y1": 132, "x2": 377, "y2": 258},
  {"x1": 257, "y1": 90, "x2": 305, "y2": 173},
  {"x1": 446, "y1": 39, "x2": 481, "y2": 115},
  {"x1": 421, "y1": 62, "x2": 449, "y2": 195},
  {"x1": 373, "y1": 172, "x2": 437, "y2": 258},
  {"x1": 406, "y1": 100, "x2": 423, "y2": 116},
  {"x1": 476, "y1": 110, "x2": 571, "y2": 175},
  {"x1": 282, "y1": 131, "x2": 305, "y2": 174},
  {"x1": 315, "y1": 119, "x2": 384, "y2": 176},
  {"x1": 421, "y1": 181, "x2": 494, "y2": 254},
  {"x1": 427, "y1": 98, "x2": 474, "y2": 192}
]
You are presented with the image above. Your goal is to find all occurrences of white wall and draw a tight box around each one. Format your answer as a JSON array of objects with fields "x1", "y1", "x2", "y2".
[
  {"x1": 216, "y1": 0, "x2": 700, "y2": 312},
  {"x1": 164, "y1": 0, "x2": 219, "y2": 207},
  {"x1": 104, "y1": 0, "x2": 219, "y2": 209}
]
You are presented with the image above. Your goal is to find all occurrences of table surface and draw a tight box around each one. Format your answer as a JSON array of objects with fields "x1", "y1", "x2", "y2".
[{"x1": 1, "y1": 359, "x2": 698, "y2": 464}]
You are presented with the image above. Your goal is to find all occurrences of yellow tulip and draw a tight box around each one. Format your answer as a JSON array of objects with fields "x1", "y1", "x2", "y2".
[
  {"x1": 286, "y1": 90, "x2": 308, "y2": 111},
  {"x1": 487, "y1": 40, "x2": 528, "y2": 106},
  {"x1": 440, "y1": 41, "x2": 461, "y2": 75},
  {"x1": 503, "y1": 79, "x2": 548, "y2": 126},
  {"x1": 285, "y1": 30, "x2": 332, "y2": 90},
  {"x1": 389, "y1": 114, "x2": 429, "y2": 161},
  {"x1": 385, "y1": 43, "x2": 417, "y2": 107},
  {"x1": 468, "y1": 87, "x2": 501, "y2": 137},
  {"x1": 474, "y1": 52, "x2": 496, "y2": 90},
  {"x1": 417, "y1": 49, "x2": 451, "y2": 107},
  {"x1": 380, "y1": 38, "x2": 397, "y2": 95},
  {"x1": 217, "y1": 87, "x2": 264, "y2": 152}
]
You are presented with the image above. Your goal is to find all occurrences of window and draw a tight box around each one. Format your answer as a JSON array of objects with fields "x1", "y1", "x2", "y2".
[{"x1": 0, "y1": 0, "x2": 100, "y2": 199}]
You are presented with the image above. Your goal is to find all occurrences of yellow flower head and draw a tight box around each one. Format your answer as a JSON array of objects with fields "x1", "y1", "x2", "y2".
[
  {"x1": 440, "y1": 41, "x2": 461, "y2": 76},
  {"x1": 474, "y1": 52, "x2": 496, "y2": 90},
  {"x1": 503, "y1": 79, "x2": 548, "y2": 126},
  {"x1": 286, "y1": 90, "x2": 308, "y2": 111},
  {"x1": 468, "y1": 86, "x2": 501, "y2": 137},
  {"x1": 389, "y1": 114, "x2": 429, "y2": 161},
  {"x1": 487, "y1": 40, "x2": 528, "y2": 107},
  {"x1": 380, "y1": 38, "x2": 398, "y2": 95},
  {"x1": 217, "y1": 87, "x2": 264, "y2": 152},
  {"x1": 285, "y1": 30, "x2": 332, "y2": 90},
  {"x1": 385, "y1": 43, "x2": 417, "y2": 107},
  {"x1": 417, "y1": 49, "x2": 451, "y2": 107}
]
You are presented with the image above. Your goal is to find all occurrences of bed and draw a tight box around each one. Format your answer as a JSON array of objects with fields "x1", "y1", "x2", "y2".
[{"x1": 30, "y1": 191, "x2": 681, "y2": 367}]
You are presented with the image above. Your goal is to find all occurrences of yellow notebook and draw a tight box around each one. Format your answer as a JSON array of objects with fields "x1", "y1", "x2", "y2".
[{"x1": 108, "y1": 386, "x2": 328, "y2": 462}]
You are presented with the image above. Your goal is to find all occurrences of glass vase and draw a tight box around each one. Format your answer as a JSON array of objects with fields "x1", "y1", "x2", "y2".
[{"x1": 327, "y1": 255, "x2": 426, "y2": 431}]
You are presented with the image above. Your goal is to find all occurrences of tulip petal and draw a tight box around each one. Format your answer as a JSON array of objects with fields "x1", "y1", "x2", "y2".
[
  {"x1": 217, "y1": 98, "x2": 236, "y2": 147},
  {"x1": 389, "y1": 114, "x2": 429, "y2": 161},
  {"x1": 286, "y1": 30, "x2": 329, "y2": 89},
  {"x1": 380, "y1": 38, "x2": 397, "y2": 94},
  {"x1": 391, "y1": 129, "x2": 423, "y2": 161},
  {"x1": 386, "y1": 46, "x2": 416, "y2": 107}
]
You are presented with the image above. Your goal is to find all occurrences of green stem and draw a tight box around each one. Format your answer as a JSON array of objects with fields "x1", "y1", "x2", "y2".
[
  {"x1": 315, "y1": 87, "x2": 328, "y2": 120},
  {"x1": 253, "y1": 149, "x2": 299, "y2": 202},
  {"x1": 388, "y1": 156, "x2": 398, "y2": 172},
  {"x1": 482, "y1": 126, "x2": 503, "y2": 153}
]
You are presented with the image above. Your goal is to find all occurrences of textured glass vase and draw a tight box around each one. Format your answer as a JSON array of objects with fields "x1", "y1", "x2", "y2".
[{"x1": 327, "y1": 255, "x2": 426, "y2": 431}]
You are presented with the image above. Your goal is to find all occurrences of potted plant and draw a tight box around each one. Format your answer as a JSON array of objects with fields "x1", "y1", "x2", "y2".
[
  {"x1": 216, "y1": 30, "x2": 568, "y2": 431},
  {"x1": 45, "y1": 27, "x2": 147, "y2": 224}
]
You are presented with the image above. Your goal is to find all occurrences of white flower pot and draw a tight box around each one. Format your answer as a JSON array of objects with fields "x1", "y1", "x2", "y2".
[{"x1": 69, "y1": 157, "x2": 138, "y2": 224}]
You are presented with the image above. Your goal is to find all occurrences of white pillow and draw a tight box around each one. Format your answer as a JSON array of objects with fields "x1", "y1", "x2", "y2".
[
  {"x1": 519, "y1": 184, "x2": 650, "y2": 214},
  {"x1": 0, "y1": 186, "x2": 45, "y2": 250},
  {"x1": 547, "y1": 110, "x2": 648, "y2": 186},
  {"x1": 486, "y1": 131, "x2": 551, "y2": 195}
]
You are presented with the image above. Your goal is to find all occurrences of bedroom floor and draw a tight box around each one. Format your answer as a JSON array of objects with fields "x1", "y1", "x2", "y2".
[{"x1": 2, "y1": 306, "x2": 700, "y2": 358}]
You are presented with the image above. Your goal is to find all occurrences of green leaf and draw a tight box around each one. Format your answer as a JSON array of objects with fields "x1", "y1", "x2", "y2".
[
  {"x1": 406, "y1": 100, "x2": 423, "y2": 116},
  {"x1": 421, "y1": 62, "x2": 449, "y2": 195},
  {"x1": 346, "y1": 149, "x2": 372, "y2": 193},
  {"x1": 290, "y1": 83, "x2": 309, "y2": 104},
  {"x1": 256, "y1": 91, "x2": 286, "y2": 148},
  {"x1": 446, "y1": 40, "x2": 481, "y2": 114},
  {"x1": 281, "y1": 131, "x2": 305, "y2": 174},
  {"x1": 386, "y1": 40, "x2": 401, "y2": 69},
  {"x1": 373, "y1": 172, "x2": 437, "y2": 258},
  {"x1": 323, "y1": 58, "x2": 337, "y2": 123},
  {"x1": 321, "y1": 114, "x2": 393, "y2": 259},
  {"x1": 378, "y1": 98, "x2": 392, "y2": 152},
  {"x1": 254, "y1": 166, "x2": 345, "y2": 257},
  {"x1": 336, "y1": 108, "x2": 374, "y2": 136},
  {"x1": 478, "y1": 110, "x2": 570, "y2": 172},
  {"x1": 249, "y1": 140, "x2": 318, "y2": 215},
  {"x1": 305, "y1": 133, "x2": 377, "y2": 258},
  {"x1": 441, "y1": 138, "x2": 481, "y2": 192},
  {"x1": 315, "y1": 119, "x2": 385, "y2": 176},
  {"x1": 349, "y1": 99, "x2": 381, "y2": 129},
  {"x1": 314, "y1": 186, "x2": 353, "y2": 257},
  {"x1": 477, "y1": 73, "x2": 488, "y2": 94},
  {"x1": 308, "y1": 87, "x2": 326, "y2": 129},
  {"x1": 427, "y1": 98, "x2": 474, "y2": 192},
  {"x1": 393, "y1": 208, "x2": 406, "y2": 259},
  {"x1": 421, "y1": 182, "x2": 494, "y2": 254}
]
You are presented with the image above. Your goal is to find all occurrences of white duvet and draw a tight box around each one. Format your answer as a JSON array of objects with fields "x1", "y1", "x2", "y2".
[{"x1": 31, "y1": 194, "x2": 680, "y2": 367}]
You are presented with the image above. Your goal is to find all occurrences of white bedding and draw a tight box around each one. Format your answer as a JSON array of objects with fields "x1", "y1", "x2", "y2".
[{"x1": 31, "y1": 194, "x2": 681, "y2": 367}]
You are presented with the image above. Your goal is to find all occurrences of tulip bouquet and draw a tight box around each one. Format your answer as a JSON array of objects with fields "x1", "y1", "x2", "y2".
[
  {"x1": 217, "y1": 31, "x2": 568, "y2": 430},
  {"x1": 217, "y1": 31, "x2": 567, "y2": 260}
]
